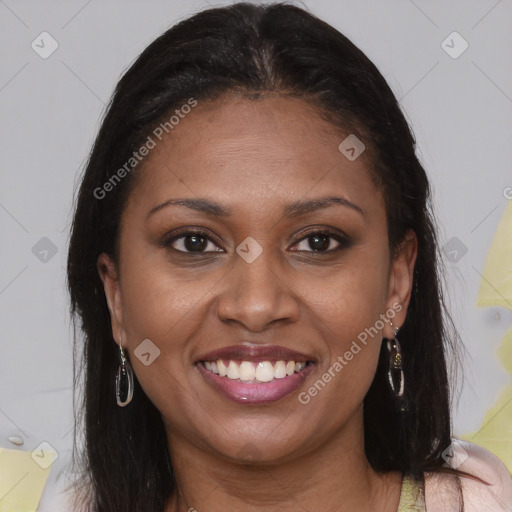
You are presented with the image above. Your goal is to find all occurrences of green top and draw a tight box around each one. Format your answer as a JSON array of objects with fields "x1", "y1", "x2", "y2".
[{"x1": 397, "y1": 474, "x2": 426, "y2": 511}]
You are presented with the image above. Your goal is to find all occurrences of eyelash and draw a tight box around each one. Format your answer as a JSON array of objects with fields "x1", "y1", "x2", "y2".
[{"x1": 161, "y1": 228, "x2": 351, "y2": 255}]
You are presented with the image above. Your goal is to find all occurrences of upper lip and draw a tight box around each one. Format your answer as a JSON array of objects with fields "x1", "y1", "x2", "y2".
[{"x1": 196, "y1": 343, "x2": 315, "y2": 363}]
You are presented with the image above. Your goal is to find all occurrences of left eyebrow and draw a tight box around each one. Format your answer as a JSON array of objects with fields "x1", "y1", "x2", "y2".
[{"x1": 283, "y1": 196, "x2": 364, "y2": 218}]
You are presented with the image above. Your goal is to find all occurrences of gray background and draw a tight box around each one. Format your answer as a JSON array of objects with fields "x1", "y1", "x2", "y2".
[{"x1": 1, "y1": 0, "x2": 511, "y2": 508}]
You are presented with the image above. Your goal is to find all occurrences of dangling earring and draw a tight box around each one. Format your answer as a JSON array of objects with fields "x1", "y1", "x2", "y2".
[
  {"x1": 387, "y1": 321, "x2": 407, "y2": 411},
  {"x1": 115, "y1": 337, "x2": 134, "y2": 407}
]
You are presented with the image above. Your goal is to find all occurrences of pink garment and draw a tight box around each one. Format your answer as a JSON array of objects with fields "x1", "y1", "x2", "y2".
[{"x1": 424, "y1": 440, "x2": 512, "y2": 511}]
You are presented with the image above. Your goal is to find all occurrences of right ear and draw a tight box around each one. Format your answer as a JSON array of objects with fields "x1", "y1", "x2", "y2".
[{"x1": 97, "y1": 253, "x2": 124, "y2": 345}]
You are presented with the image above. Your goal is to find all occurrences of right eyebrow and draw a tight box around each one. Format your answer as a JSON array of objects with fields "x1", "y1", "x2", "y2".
[{"x1": 147, "y1": 198, "x2": 232, "y2": 220}]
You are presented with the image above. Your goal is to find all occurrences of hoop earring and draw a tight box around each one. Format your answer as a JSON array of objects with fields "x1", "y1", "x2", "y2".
[
  {"x1": 387, "y1": 321, "x2": 407, "y2": 411},
  {"x1": 115, "y1": 337, "x2": 134, "y2": 407}
]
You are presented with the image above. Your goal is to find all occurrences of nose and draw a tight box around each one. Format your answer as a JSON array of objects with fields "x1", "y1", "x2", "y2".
[{"x1": 216, "y1": 249, "x2": 300, "y2": 332}]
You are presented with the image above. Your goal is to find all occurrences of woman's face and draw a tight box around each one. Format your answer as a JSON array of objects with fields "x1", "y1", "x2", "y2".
[{"x1": 99, "y1": 93, "x2": 416, "y2": 464}]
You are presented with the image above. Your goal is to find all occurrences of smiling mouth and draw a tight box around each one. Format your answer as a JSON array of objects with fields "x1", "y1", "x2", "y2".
[
  {"x1": 197, "y1": 358, "x2": 315, "y2": 404},
  {"x1": 195, "y1": 344, "x2": 316, "y2": 403},
  {"x1": 201, "y1": 359, "x2": 313, "y2": 382}
]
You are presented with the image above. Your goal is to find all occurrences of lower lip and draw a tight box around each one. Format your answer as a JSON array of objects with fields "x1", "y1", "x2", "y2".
[{"x1": 197, "y1": 363, "x2": 315, "y2": 404}]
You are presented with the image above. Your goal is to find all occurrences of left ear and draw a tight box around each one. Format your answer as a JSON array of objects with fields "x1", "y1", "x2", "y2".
[{"x1": 384, "y1": 229, "x2": 417, "y2": 338}]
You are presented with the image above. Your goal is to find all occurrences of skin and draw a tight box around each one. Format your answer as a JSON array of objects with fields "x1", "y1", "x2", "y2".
[{"x1": 98, "y1": 92, "x2": 417, "y2": 512}]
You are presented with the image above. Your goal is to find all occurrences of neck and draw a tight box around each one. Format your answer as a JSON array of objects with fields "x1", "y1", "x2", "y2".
[{"x1": 165, "y1": 409, "x2": 402, "y2": 512}]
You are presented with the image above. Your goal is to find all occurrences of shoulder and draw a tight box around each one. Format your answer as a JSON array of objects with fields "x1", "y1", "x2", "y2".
[{"x1": 424, "y1": 439, "x2": 512, "y2": 512}]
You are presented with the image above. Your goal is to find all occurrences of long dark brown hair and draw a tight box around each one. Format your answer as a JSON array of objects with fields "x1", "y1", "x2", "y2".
[{"x1": 67, "y1": 3, "x2": 475, "y2": 510}]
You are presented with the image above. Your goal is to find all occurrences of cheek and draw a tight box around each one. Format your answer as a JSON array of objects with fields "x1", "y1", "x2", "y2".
[
  {"x1": 296, "y1": 249, "x2": 389, "y2": 409},
  {"x1": 303, "y1": 248, "x2": 390, "y2": 346},
  {"x1": 116, "y1": 253, "x2": 208, "y2": 395},
  {"x1": 119, "y1": 247, "x2": 212, "y2": 342}
]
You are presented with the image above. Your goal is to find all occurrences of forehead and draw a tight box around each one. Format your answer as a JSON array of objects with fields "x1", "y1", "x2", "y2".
[{"x1": 125, "y1": 93, "x2": 382, "y2": 216}]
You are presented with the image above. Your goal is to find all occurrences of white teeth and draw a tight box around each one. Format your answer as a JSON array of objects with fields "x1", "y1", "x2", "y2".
[
  {"x1": 255, "y1": 361, "x2": 274, "y2": 382},
  {"x1": 218, "y1": 360, "x2": 228, "y2": 377},
  {"x1": 227, "y1": 361, "x2": 239, "y2": 379},
  {"x1": 204, "y1": 359, "x2": 309, "y2": 382},
  {"x1": 239, "y1": 361, "x2": 256, "y2": 381},
  {"x1": 274, "y1": 361, "x2": 287, "y2": 379}
]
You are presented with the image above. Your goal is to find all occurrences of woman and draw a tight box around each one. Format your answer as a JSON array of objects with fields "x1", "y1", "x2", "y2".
[{"x1": 66, "y1": 2, "x2": 512, "y2": 511}]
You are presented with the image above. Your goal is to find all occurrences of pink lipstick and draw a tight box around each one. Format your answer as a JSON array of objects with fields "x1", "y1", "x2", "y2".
[{"x1": 196, "y1": 344, "x2": 316, "y2": 404}]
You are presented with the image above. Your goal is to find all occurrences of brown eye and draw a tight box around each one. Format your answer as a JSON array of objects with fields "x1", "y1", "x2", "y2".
[
  {"x1": 306, "y1": 233, "x2": 331, "y2": 251},
  {"x1": 291, "y1": 229, "x2": 351, "y2": 253},
  {"x1": 164, "y1": 231, "x2": 223, "y2": 253}
]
